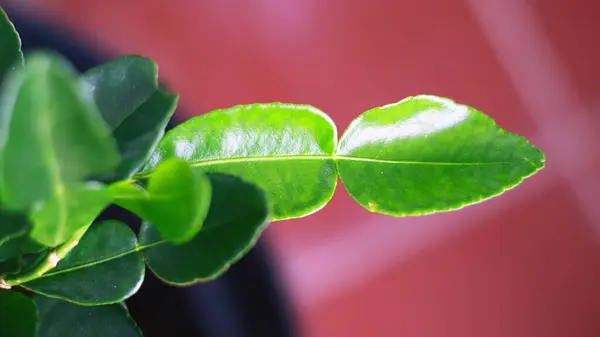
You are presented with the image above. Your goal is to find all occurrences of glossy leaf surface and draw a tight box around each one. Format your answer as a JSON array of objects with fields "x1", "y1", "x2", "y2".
[
  {"x1": 111, "y1": 158, "x2": 212, "y2": 244},
  {"x1": 0, "y1": 291, "x2": 38, "y2": 337},
  {"x1": 107, "y1": 90, "x2": 178, "y2": 181},
  {"x1": 24, "y1": 221, "x2": 144, "y2": 305},
  {"x1": 141, "y1": 97, "x2": 544, "y2": 218},
  {"x1": 0, "y1": 6, "x2": 23, "y2": 84},
  {"x1": 337, "y1": 95, "x2": 545, "y2": 215},
  {"x1": 0, "y1": 52, "x2": 119, "y2": 211},
  {"x1": 36, "y1": 297, "x2": 143, "y2": 337},
  {"x1": 30, "y1": 183, "x2": 111, "y2": 247},
  {"x1": 81, "y1": 55, "x2": 157, "y2": 129},
  {"x1": 140, "y1": 173, "x2": 269, "y2": 284},
  {"x1": 82, "y1": 56, "x2": 178, "y2": 181},
  {"x1": 140, "y1": 103, "x2": 337, "y2": 220}
]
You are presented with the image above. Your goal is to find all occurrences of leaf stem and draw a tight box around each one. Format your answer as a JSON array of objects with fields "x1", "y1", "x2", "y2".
[{"x1": 0, "y1": 224, "x2": 90, "y2": 288}]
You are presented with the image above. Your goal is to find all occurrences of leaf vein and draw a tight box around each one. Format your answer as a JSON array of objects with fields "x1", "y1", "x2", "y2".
[
  {"x1": 32, "y1": 240, "x2": 165, "y2": 279},
  {"x1": 184, "y1": 155, "x2": 520, "y2": 168}
]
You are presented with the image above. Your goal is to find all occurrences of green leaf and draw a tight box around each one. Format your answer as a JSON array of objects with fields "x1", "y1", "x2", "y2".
[
  {"x1": 30, "y1": 182, "x2": 111, "y2": 247},
  {"x1": 0, "y1": 291, "x2": 38, "y2": 337},
  {"x1": 24, "y1": 221, "x2": 144, "y2": 305},
  {"x1": 107, "y1": 181, "x2": 147, "y2": 217},
  {"x1": 336, "y1": 95, "x2": 545, "y2": 215},
  {"x1": 0, "y1": 208, "x2": 29, "y2": 247},
  {"x1": 112, "y1": 158, "x2": 211, "y2": 244},
  {"x1": 81, "y1": 55, "x2": 157, "y2": 129},
  {"x1": 81, "y1": 56, "x2": 178, "y2": 181},
  {"x1": 105, "y1": 90, "x2": 178, "y2": 181},
  {"x1": 0, "y1": 6, "x2": 23, "y2": 84},
  {"x1": 0, "y1": 210, "x2": 45, "y2": 262},
  {"x1": 35, "y1": 296, "x2": 143, "y2": 337},
  {"x1": 140, "y1": 173, "x2": 269, "y2": 284},
  {"x1": 140, "y1": 96, "x2": 544, "y2": 218},
  {"x1": 140, "y1": 103, "x2": 337, "y2": 220},
  {"x1": 0, "y1": 233, "x2": 45, "y2": 262},
  {"x1": 0, "y1": 250, "x2": 48, "y2": 276},
  {"x1": 0, "y1": 52, "x2": 119, "y2": 211}
]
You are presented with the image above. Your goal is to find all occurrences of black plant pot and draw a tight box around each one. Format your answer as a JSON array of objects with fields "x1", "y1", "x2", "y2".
[{"x1": 5, "y1": 7, "x2": 296, "y2": 337}]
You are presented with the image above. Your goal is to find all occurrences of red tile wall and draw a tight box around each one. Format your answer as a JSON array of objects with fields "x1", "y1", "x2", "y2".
[{"x1": 10, "y1": 0, "x2": 599, "y2": 336}]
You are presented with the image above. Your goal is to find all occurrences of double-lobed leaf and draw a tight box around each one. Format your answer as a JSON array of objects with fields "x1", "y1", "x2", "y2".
[
  {"x1": 140, "y1": 103, "x2": 338, "y2": 220},
  {"x1": 110, "y1": 158, "x2": 212, "y2": 244},
  {"x1": 0, "y1": 291, "x2": 38, "y2": 337},
  {"x1": 140, "y1": 173, "x2": 269, "y2": 284},
  {"x1": 0, "y1": 6, "x2": 23, "y2": 85},
  {"x1": 82, "y1": 55, "x2": 178, "y2": 181},
  {"x1": 24, "y1": 220, "x2": 144, "y2": 305},
  {"x1": 35, "y1": 296, "x2": 142, "y2": 337},
  {"x1": 140, "y1": 95, "x2": 545, "y2": 219}
]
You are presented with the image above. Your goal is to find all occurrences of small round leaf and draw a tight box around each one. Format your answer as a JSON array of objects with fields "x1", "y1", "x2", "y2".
[
  {"x1": 140, "y1": 173, "x2": 269, "y2": 284},
  {"x1": 24, "y1": 221, "x2": 144, "y2": 305}
]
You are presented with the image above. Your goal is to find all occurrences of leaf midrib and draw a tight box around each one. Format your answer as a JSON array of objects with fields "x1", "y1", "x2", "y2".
[
  {"x1": 31, "y1": 240, "x2": 166, "y2": 279},
  {"x1": 187, "y1": 155, "x2": 519, "y2": 168},
  {"x1": 30, "y1": 218, "x2": 253, "y2": 280},
  {"x1": 136, "y1": 155, "x2": 528, "y2": 179}
]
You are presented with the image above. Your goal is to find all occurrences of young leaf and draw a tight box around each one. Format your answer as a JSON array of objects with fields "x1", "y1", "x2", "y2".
[
  {"x1": 0, "y1": 52, "x2": 119, "y2": 211},
  {"x1": 139, "y1": 103, "x2": 338, "y2": 220},
  {"x1": 24, "y1": 221, "x2": 144, "y2": 305},
  {"x1": 0, "y1": 6, "x2": 23, "y2": 84},
  {"x1": 82, "y1": 56, "x2": 177, "y2": 181},
  {"x1": 111, "y1": 158, "x2": 212, "y2": 244},
  {"x1": 336, "y1": 95, "x2": 545, "y2": 215},
  {"x1": 0, "y1": 291, "x2": 38, "y2": 337},
  {"x1": 35, "y1": 296, "x2": 143, "y2": 337},
  {"x1": 140, "y1": 96, "x2": 544, "y2": 218},
  {"x1": 30, "y1": 182, "x2": 111, "y2": 247},
  {"x1": 140, "y1": 173, "x2": 269, "y2": 284},
  {"x1": 107, "y1": 181, "x2": 147, "y2": 217}
]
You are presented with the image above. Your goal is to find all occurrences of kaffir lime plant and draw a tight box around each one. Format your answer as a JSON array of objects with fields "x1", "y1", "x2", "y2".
[{"x1": 0, "y1": 6, "x2": 545, "y2": 337}]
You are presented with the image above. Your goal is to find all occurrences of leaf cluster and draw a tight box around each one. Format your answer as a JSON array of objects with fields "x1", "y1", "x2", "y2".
[{"x1": 0, "y1": 6, "x2": 545, "y2": 337}]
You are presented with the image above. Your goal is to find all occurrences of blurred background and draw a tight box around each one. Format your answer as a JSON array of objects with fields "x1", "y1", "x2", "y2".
[{"x1": 3, "y1": 0, "x2": 599, "y2": 336}]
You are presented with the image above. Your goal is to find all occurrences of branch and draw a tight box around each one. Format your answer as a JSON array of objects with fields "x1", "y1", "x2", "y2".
[{"x1": 0, "y1": 225, "x2": 90, "y2": 289}]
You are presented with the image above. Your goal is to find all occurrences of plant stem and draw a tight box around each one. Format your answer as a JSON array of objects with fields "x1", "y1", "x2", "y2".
[{"x1": 0, "y1": 225, "x2": 90, "y2": 289}]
